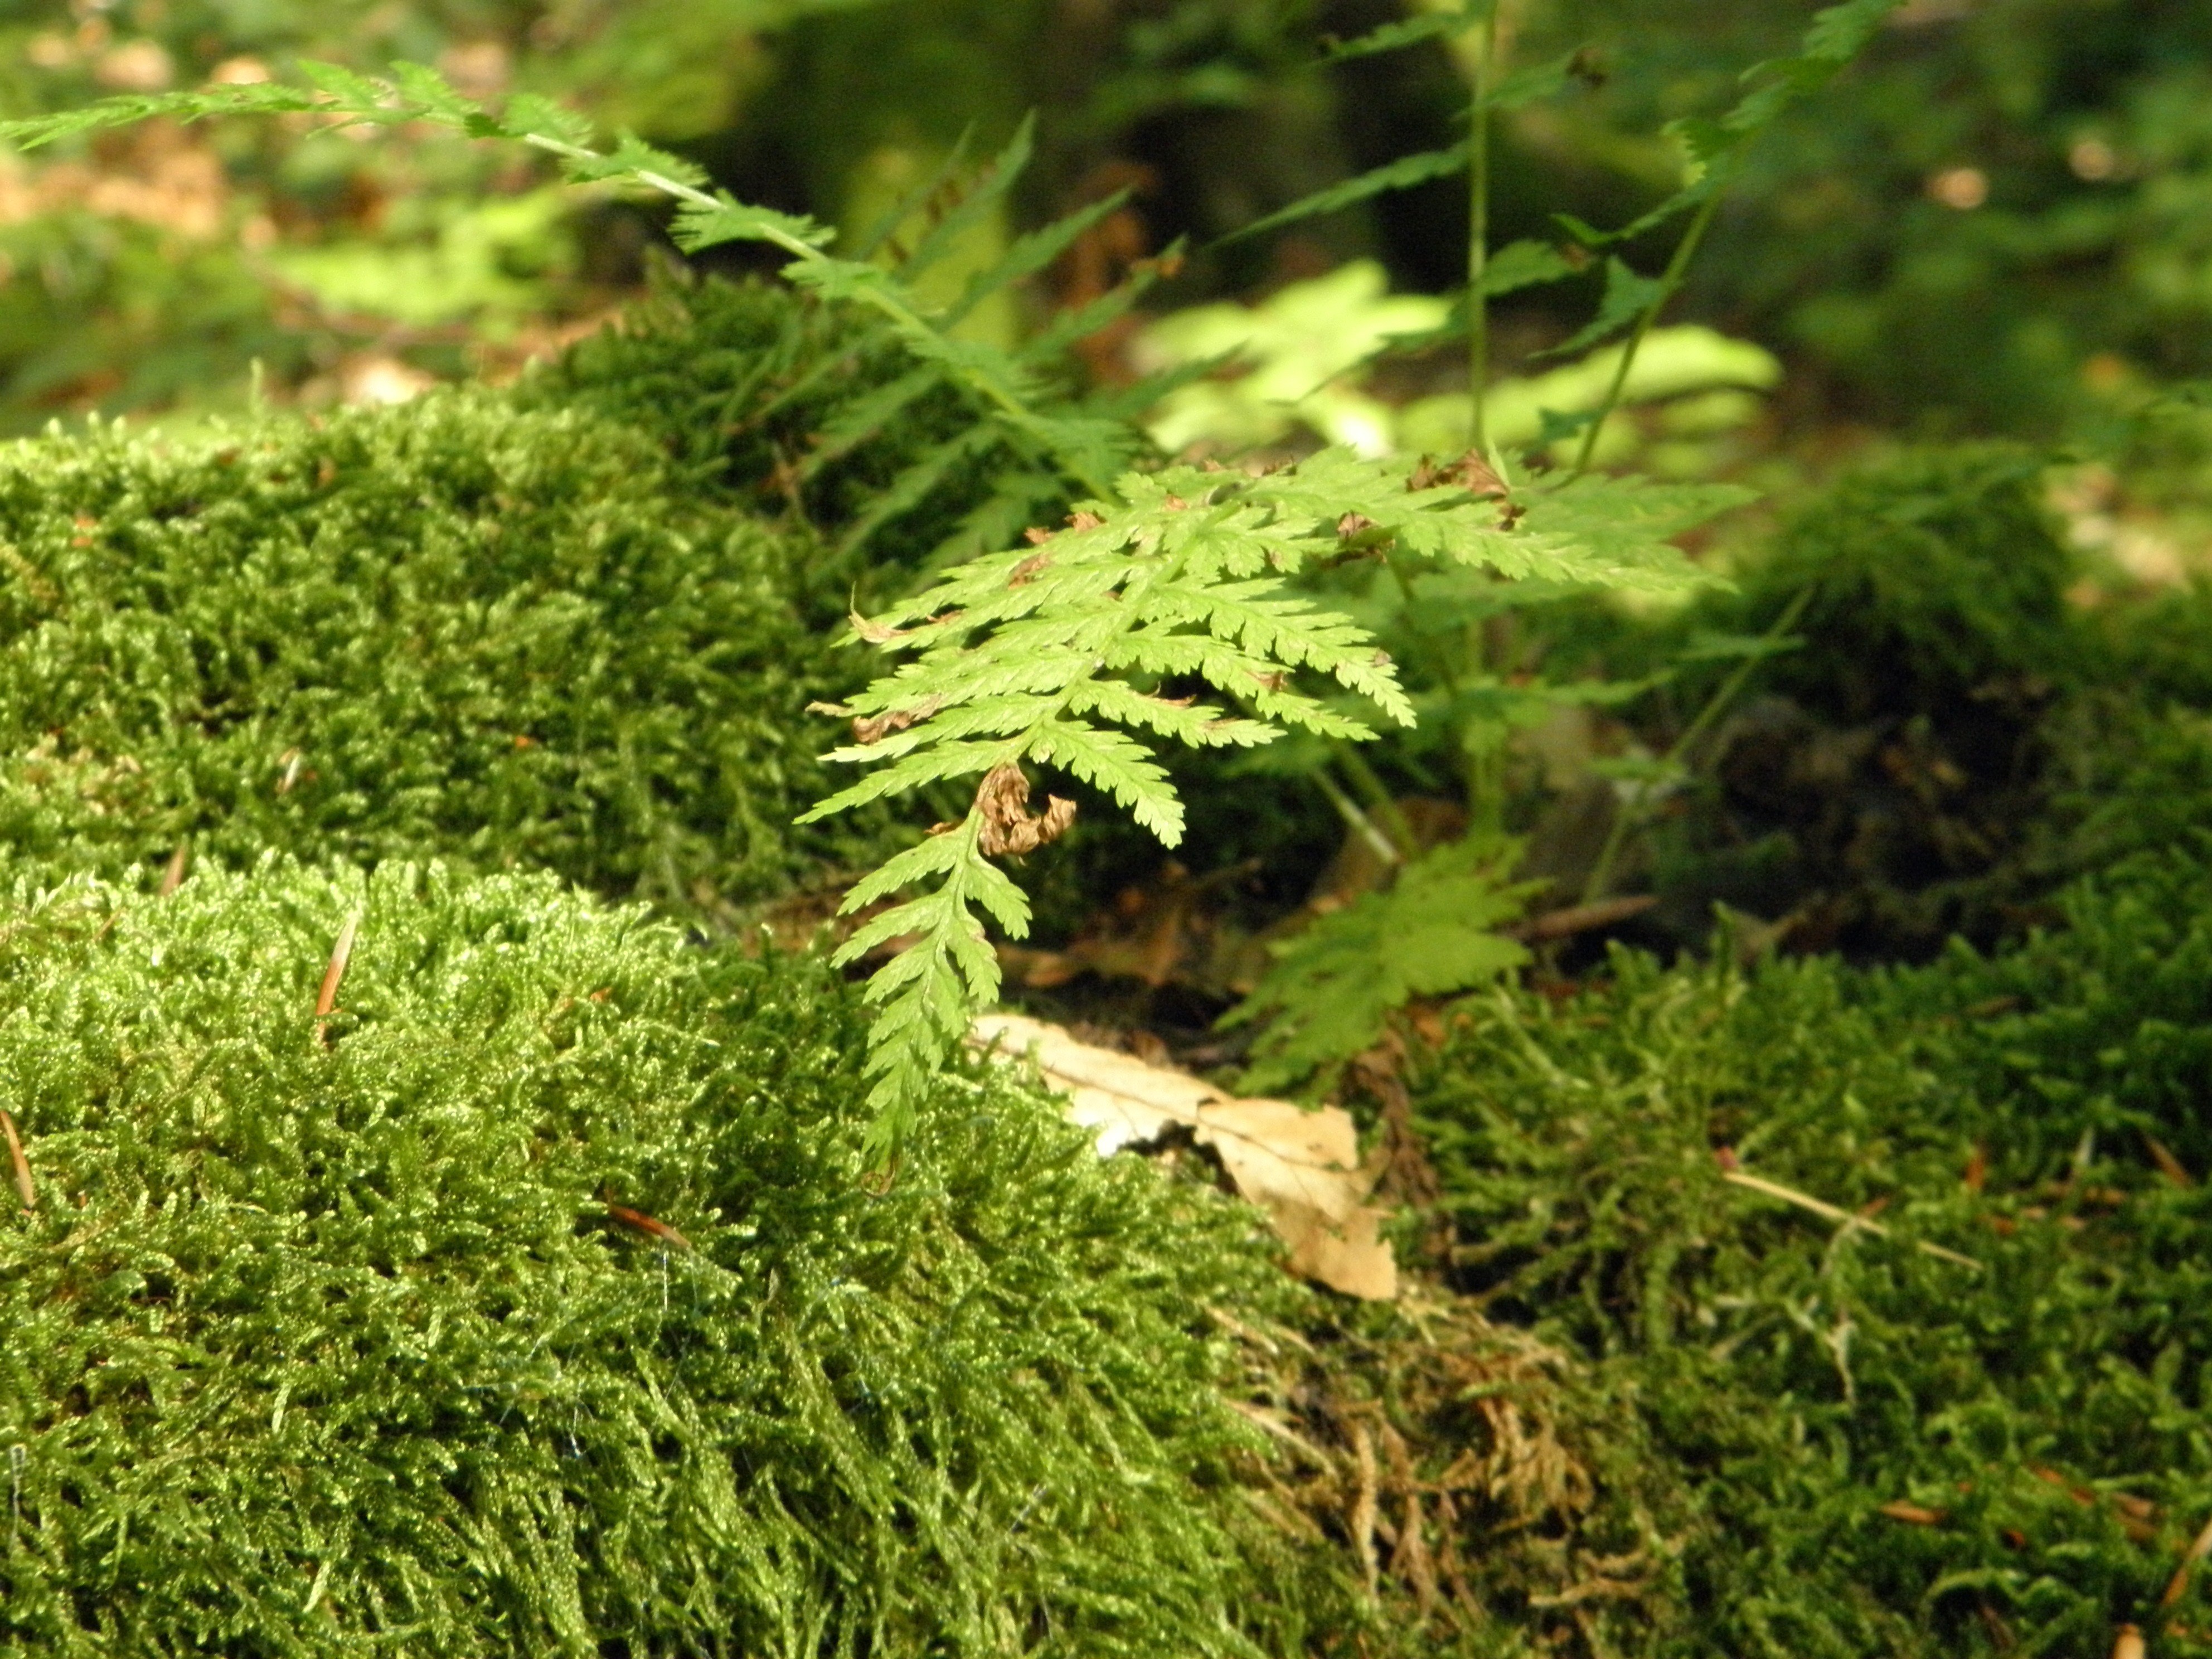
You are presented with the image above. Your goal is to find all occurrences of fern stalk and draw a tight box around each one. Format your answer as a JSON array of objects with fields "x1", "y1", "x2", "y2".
[
  {"x1": 1466, "y1": 1, "x2": 1498, "y2": 453},
  {"x1": 1580, "y1": 583, "x2": 1812, "y2": 903},
  {"x1": 1567, "y1": 188, "x2": 1724, "y2": 477}
]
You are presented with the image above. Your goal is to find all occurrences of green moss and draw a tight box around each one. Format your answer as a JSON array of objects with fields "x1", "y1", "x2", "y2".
[
  {"x1": 522, "y1": 274, "x2": 1079, "y2": 610},
  {"x1": 1885, "y1": 840, "x2": 2212, "y2": 1177},
  {"x1": 1401, "y1": 906, "x2": 2212, "y2": 1657},
  {"x1": 0, "y1": 394, "x2": 879, "y2": 915},
  {"x1": 0, "y1": 858, "x2": 1326, "y2": 1658},
  {"x1": 1738, "y1": 445, "x2": 2079, "y2": 721}
]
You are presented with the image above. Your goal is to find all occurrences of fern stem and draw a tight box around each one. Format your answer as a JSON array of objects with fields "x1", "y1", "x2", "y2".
[
  {"x1": 1566, "y1": 183, "x2": 1725, "y2": 479},
  {"x1": 529, "y1": 138, "x2": 1119, "y2": 498},
  {"x1": 1466, "y1": 3, "x2": 1496, "y2": 453},
  {"x1": 1330, "y1": 744, "x2": 1418, "y2": 860},
  {"x1": 1312, "y1": 767, "x2": 1403, "y2": 869},
  {"x1": 1580, "y1": 584, "x2": 1811, "y2": 904}
]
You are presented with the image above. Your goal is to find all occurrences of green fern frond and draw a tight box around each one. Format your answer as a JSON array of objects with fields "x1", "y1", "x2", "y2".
[
  {"x1": 800, "y1": 448, "x2": 1715, "y2": 1143},
  {"x1": 1225, "y1": 834, "x2": 1545, "y2": 1094}
]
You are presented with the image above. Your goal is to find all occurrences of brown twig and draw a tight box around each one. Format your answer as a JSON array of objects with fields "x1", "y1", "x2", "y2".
[
  {"x1": 314, "y1": 912, "x2": 361, "y2": 1047},
  {"x1": 1, "y1": 1108, "x2": 33, "y2": 1212},
  {"x1": 158, "y1": 842, "x2": 190, "y2": 897},
  {"x1": 1506, "y1": 894, "x2": 1657, "y2": 943}
]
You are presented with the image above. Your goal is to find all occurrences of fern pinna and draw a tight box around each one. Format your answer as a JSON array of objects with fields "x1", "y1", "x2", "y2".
[{"x1": 2, "y1": 62, "x2": 1731, "y2": 1154}]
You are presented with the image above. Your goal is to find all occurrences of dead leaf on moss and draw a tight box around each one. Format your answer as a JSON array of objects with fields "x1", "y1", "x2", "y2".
[{"x1": 971, "y1": 1013, "x2": 1398, "y2": 1299}]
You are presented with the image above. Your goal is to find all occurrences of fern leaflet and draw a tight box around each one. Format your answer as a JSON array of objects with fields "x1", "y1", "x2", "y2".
[{"x1": 1224, "y1": 835, "x2": 1544, "y2": 1094}]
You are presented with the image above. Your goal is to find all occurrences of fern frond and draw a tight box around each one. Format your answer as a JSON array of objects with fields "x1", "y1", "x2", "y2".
[
  {"x1": 1220, "y1": 142, "x2": 1472, "y2": 245},
  {"x1": 1225, "y1": 834, "x2": 1544, "y2": 1093},
  {"x1": 795, "y1": 445, "x2": 1734, "y2": 1139},
  {"x1": 899, "y1": 116, "x2": 1035, "y2": 281},
  {"x1": 1322, "y1": 8, "x2": 1470, "y2": 62},
  {"x1": 1, "y1": 60, "x2": 1120, "y2": 506}
]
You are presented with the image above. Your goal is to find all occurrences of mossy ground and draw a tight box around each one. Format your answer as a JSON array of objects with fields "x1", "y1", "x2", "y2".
[
  {"x1": 3, "y1": 296, "x2": 2212, "y2": 1657},
  {"x1": 0, "y1": 860, "x2": 1332, "y2": 1658}
]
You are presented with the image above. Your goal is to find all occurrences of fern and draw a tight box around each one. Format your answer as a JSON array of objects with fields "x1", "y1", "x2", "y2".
[
  {"x1": 798, "y1": 454, "x2": 1725, "y2": 1151},
  {"x1": 2, "y1": 61, "x2": 1729, "y2": 1158},
  {"x1": 1225, "y1": 835, "x2": 1545, "y2": 1094},
  {"x1": 0, "y1": 71, "x2": 1132, "y2": 512}
]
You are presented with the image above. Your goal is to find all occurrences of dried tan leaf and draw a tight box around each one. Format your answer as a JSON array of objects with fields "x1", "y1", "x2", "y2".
[
  {"x1": 848, "y1": 610, "x2": 908, "y2": 646},
  {"x1": 971, "y1": 1013, "x2": 1398, "y2": 1299},
  {"x1": 850, "y1": 696, "x2": 943, "y2": 746}
]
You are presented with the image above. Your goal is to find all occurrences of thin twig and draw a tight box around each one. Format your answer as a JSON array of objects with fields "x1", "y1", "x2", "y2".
[
  {"x1": 314, "y1": 911, "x2": 361, "y2": 1047},
  {"x1": 1, "y1": 1109, "x2": 32, "y2": 1212},
  {"x1": 158, "y1": 842, "x2": 189, "y2": 897},
  {"x1": 1351, "y1": 1423, "x2": 1382, "y2": 1604},
  {"x1": 2161, "y1": 1511, "x2": 2212, "y2": 1609},
  {"x1": 1583, "y1": 585, "x2": 1812, "y2": 904},
  {"x1": 1722, "y1": 1168, "x2": 1982, "y2": 1271}
]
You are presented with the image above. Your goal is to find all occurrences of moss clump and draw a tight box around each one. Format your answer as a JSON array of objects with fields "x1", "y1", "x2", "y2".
[
  {"x1": 1891, "y1": 839, "x2": 2212, "y2": 1176},
  {"x1": 0, "y1": 858, "x2": 1327, "y2": 1658},
  {"x1": 0, "y1": 395, "x2": 874, "y2": 915},
  {"x1": 522, "y1": 275, "x2": 1080, "y2": 607},
  {"x1": 1731, "y1": 444, "x2": 2079, "y2": 724},
  {"x1": 1395, "y1": 898, "x2": 2212, "y2": 1658}
]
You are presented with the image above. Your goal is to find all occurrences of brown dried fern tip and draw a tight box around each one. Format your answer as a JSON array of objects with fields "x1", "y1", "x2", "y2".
[{"x1": 973, "y1": 763, "x2": 1077, "y2": 858}]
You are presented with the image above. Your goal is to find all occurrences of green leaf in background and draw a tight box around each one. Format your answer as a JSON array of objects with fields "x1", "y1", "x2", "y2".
[
  {"x1": 1226, "y1": 833, "x2": 1542, "y2": 1093},
  {"x1": 1536, "y1": 257, "x2": 1667, "y2": 360},
  {"x1": 1219, "y1": 142, "x2": 1472, "y2": 246}
]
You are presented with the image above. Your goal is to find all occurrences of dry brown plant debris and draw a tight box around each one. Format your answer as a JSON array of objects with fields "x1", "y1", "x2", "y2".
[{"x1": 971, "y1": 1013, "x2": 1396, "y2": 1298}]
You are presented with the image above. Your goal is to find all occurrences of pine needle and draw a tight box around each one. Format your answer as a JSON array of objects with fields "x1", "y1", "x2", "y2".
[
  {"x1": 2162, "y1": 1511, "x2": 2212, "y2": 1609},
  {"x1": 0, "y1": 1107, "x2": 31, "y2": 1212},
  {"x1": 314, "y1": 912, "x2": 360, "y2": 1045}
]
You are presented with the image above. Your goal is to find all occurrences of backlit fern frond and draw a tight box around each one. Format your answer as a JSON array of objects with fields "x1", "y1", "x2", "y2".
[{"x1": 798, "y1": 450, "x2": 1729, "y2": 1152}]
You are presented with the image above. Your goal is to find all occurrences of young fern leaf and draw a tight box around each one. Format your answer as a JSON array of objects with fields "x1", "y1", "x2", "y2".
[
  {"x1": 801, "y1": 450, "x2": 1587, "y2": 1152},
  {"x1": 1225, "y1": 834, "x2": 1545, "y2": 1094}
]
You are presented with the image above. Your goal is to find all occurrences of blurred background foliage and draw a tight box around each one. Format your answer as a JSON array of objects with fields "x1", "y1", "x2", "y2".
[{"x1": 6, "y1": 0, "x2": 2212, "y2": 448}]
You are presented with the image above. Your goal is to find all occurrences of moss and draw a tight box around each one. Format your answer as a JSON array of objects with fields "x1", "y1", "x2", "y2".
[
  {"x1": 521, "y1": 274, "x2": 1075, "y2": 612},
  {"x1": 0, "y1": 394, "x2": 882, "y2": 916},
  {"x1": 0, "y1": 858, "x2": 1335, "y2": 1658},
  {"x1": 1633, "y1": 446, "x2": 2088, "y2": 960},
  {"x1": 1393, "y1": 907, "x2": 2212, "y2": 1657},
  {"x1": 1737, "y1": 445, "x2": 2079, "y2": 722}
]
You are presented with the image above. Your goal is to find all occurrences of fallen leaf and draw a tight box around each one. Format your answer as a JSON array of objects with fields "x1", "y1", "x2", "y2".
[{"x1": 972, "y1": 1013, "x2": 1397, "y2": 1299}]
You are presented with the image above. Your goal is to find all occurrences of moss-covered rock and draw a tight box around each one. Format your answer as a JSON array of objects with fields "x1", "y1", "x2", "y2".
[
  {"x1": 1640, "y1": 446, "x2": 2085, "y2": 959},
  {"x1": 0, "y1": 858, "x2": 1319, "y2": 1658},
  {"x1": 0, "y1": 394, "x2": 875, "y2": 915}
]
